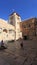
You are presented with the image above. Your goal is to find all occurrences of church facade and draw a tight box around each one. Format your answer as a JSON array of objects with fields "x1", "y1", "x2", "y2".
[
  {"x1": 0, "y1": 12, "x2": 37, "y2": 41},
  {"x1": 0, "y1": 12, "x2": 22, "y2": 41}
]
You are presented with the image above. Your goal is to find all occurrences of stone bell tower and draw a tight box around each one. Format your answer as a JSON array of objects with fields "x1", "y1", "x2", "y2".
[{"x1": 9, "y1": 12, "x2": 22, "y2": 40}]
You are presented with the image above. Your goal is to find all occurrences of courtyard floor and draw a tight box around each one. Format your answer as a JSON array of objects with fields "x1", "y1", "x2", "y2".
[{"x1": 0, "y1": 40, "x2": 37, "y2": 65}]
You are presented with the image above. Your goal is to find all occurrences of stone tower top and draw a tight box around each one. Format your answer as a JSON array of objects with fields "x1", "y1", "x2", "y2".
[{"x1": 9, "y1": 12, "x2": 20, "y2": 17}]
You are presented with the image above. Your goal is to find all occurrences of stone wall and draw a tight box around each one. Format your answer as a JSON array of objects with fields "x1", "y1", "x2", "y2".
[{"x1": 20, "y1": 18, "x2": 37, "y2": 40}]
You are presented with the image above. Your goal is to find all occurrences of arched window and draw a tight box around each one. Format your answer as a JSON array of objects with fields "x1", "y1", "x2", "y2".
[
  {"x1": 9, "y1": 29, "x2": 13, "y2": 33},
  {"x1": 3, "y1": 29, "x2": 7, "y2": 33}
]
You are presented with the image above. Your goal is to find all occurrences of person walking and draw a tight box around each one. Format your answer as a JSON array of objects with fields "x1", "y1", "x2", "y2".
[{"x1": 20, "y1": 39, "x2": 23, "y2": 48}]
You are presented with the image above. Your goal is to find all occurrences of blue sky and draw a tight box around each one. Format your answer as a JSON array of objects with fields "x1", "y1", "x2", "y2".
[{"x1": 0, "y1": 0, "x2": 37, "y2": 21}]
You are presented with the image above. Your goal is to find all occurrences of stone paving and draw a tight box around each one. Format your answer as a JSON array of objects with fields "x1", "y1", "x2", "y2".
[{"x1": 0, "y1": 40, "x2": 37, "y2": 65}]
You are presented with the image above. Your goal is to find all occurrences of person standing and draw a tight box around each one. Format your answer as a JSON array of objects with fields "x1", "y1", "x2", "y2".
[{"x1": 1, "y1": 40, "x2": 4, "y2": 47}]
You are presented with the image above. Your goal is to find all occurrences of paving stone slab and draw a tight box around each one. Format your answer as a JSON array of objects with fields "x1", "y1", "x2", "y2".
[{"x1": 0, "y1": 57, "x2": 10, "y2": 65}]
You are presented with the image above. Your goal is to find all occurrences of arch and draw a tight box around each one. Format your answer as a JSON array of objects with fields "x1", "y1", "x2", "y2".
[{"x1": 3, "y1": 29, "x2": 7, "y2": 33}]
